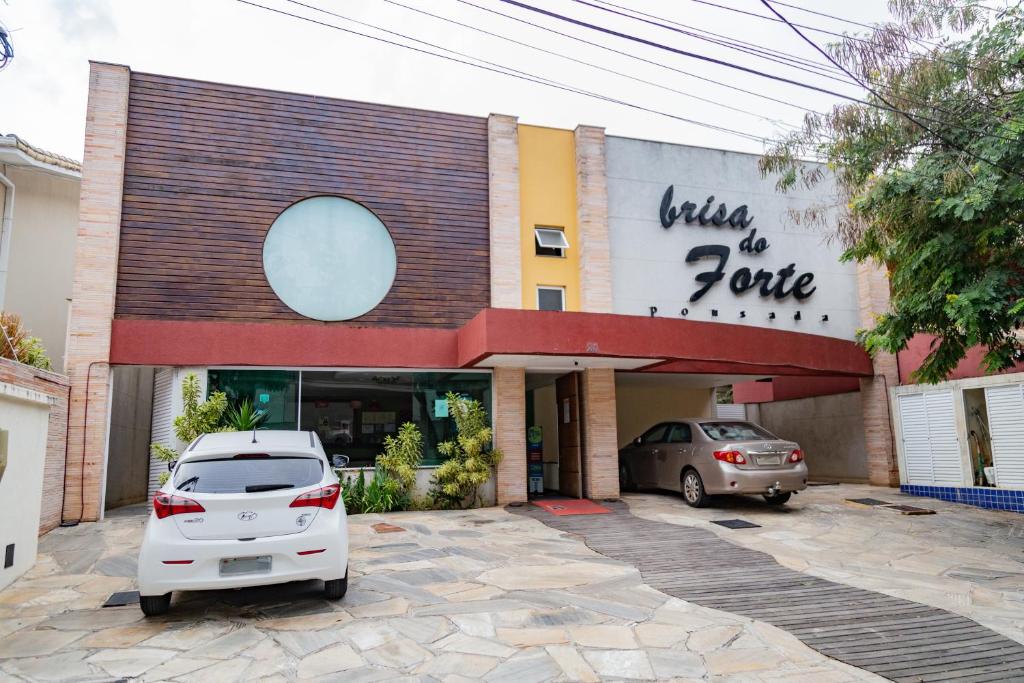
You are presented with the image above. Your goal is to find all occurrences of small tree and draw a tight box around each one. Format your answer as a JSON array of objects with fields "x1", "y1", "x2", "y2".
[
  {"x1": 430, "y1": 392, "x2": 502, "y2": 509},
  {"x1": 151, "y1": 373, "x2": 228, "y2": 483},
  {"x1": 377, "y1": 421, "x2": 423, "y2": 496}
]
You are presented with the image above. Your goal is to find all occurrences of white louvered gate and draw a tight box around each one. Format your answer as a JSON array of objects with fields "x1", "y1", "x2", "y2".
[
  {"x1": 148, "y1": 368, "x2": 174, "y2": 496},
  {"x1": 897, "y1": 391, "x2": 962, "y2": 485},
  {"x1": 984, "y1": 383, "x2": 1024, "y2": 488}
]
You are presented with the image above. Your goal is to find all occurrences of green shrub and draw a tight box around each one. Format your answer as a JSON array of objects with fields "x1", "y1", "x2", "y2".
[
  {"x1": 0, "y1": 312, "x2": 52, "y2": 370},
  {"x1": 151, "y1": 373, "x2": 228, "y2": 484},
  {"x1": 223, "y1": 397, "x2": 267, "y2": 431},
  {"x1": 340, "y1": 468, "x2": 406, "y2": 514},
  {"x1": 430, "y1": 392, "x2": 502, "y2": 509},
  {"x1": 377, "y1": 422, "x2": 422, "y2": 495}
]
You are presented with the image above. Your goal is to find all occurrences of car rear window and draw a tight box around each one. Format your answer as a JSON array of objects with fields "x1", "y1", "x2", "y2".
[
  {"x1": 699, "y1": 422, "x2": 776, "y2": 441},
  {"x1": 173, "y1": 457, "x2": 323, "y2": 494}
]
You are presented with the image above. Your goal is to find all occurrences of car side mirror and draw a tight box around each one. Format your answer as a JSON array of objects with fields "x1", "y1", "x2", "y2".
[
  {"x1": 331, "y1": 454, "x2": 350, "y2": 468},
  {"x1": 167, "y1": 460, "x2": 177, "y2": 472},
  {"x1": 633, "y1": 437, "x2": 643, "y2": 447}
]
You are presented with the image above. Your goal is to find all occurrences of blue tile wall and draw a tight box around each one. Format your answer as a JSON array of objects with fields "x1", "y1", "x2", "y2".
[{"x1": 900, "y1": 484, "x2": 1024, "y2": 513}]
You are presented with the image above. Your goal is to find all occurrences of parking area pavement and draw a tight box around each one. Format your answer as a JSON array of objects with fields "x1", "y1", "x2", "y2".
[{"x1": 0, "y1": 484, "x2": 1019, "y2": 682}]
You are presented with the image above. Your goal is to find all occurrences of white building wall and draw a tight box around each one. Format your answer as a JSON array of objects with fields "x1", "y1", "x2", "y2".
[
  {"x1": 0, "y1": 382, "x2": 52, "y2": 590},
  {"x1": 605, "y1": 137, "x2": 860, "y2": 340}
]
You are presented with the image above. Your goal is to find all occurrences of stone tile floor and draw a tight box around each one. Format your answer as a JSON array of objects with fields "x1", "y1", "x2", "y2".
[{"x1": 0, "y1": 483, "x2": 1019, "y2": 682}]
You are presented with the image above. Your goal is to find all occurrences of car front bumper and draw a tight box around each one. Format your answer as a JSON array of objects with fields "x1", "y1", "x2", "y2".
[
  {"x1": 137, "y1": 512, "x2": 348, "y2": 597},
  {"x1": 701, "y1": 462, "x2": 809, "y2": 495}
]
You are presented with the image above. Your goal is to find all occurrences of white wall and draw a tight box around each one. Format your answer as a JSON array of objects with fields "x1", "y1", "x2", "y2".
[
  {"x1": 0, "y1": 382, "x2": 52, "y2": 590},
  {"x1": 605, "y1": 137, "x2": 859, "y2": 340},
  {"x1": 615, "y1": 374, "x2": 714, "y2": 448},
  {"x1": 2, "y1": 167, "x2": 80, "y2": 371}
]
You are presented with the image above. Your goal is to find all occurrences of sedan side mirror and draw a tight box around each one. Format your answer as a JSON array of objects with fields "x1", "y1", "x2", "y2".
[
  {"x1": 331, "y1": 454, "x2": 350, "y2": 468},
  {"x1": 167, "y1": 460, "x2": 177, "y2": 472}
]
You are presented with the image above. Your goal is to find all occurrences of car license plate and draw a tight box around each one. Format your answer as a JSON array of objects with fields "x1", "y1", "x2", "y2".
[
  {"x1": 220, "y1": 555, "x2": 272, "y2": 576},
  {"x1": 756, "y1": 455, "x2": 782, "y2": 466}
]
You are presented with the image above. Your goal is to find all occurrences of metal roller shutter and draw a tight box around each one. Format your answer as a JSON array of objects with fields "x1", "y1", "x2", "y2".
[{"x1": 984, "y1": 384, "x2": 1024, "y2": 488}]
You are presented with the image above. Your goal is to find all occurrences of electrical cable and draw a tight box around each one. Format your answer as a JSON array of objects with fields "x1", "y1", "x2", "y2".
[
  {"x1": 377, "y1": 0, "x2": 800, "y2": 130},
  {"x1": 453, "y1": 0, "x2": 829, "y2": 117},
  {"x1": 498, "y1": 0, "x2": 1024, "y2": 144},
  {"x1": 0, "y1": 23, "x2": 13, "y2": 72},
  {"x1": 238, "y1": 0, "x2": 768, "y2": 144},
  {"x1": 577, "y1": 0, "x2": 1019, "y2": 129},
  {"x1": 761, "y1": 0, "x2": 1024, "y2": 179},
  {"x1": 570, "y1": 0, "x2": 860, "y2": 87}
]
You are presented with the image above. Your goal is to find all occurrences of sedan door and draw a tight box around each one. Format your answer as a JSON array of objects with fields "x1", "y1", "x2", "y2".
[
  {"x1": 624, "y1": 424, "x2": 668, "y2": 487},
  {"x1": 657, "y1": 423, "x2": 694, "y2": 490}
]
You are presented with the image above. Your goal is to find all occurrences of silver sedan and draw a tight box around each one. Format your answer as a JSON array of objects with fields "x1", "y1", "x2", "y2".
[{"x1": 618, "y1": 419, "x2": 808, "y2": 507}]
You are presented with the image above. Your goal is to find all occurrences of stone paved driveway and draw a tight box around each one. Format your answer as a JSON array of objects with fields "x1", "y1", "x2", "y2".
[{"x1": 0, "y1": 484, "x2": 1021, "y2": 682}]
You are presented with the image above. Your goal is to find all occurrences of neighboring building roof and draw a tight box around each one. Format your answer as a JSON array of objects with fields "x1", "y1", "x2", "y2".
[{"x1": 0, "y1": 134, "x2": 81, "y2": 178}]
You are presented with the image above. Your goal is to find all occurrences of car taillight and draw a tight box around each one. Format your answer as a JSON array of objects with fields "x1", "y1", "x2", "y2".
[
  {"x1": 789, "y1": 449, "x2": 804, "y2": 463},
  {"x1": 153, "y1": 493, "x2": 205, "y2": 519},
  {"x1": 290, "y1": 484, "x2": 341, "y2": 510},
  {"x1": 713, "y1": 450, "x2": 747, "y2": 465}
]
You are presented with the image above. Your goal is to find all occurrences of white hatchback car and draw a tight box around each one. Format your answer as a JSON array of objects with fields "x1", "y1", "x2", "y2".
[{"x1": 137, "y1": 430, "x2": 349, "y2": 616}]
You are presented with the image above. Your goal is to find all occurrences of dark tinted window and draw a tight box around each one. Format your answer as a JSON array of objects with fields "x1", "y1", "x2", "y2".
[
  {"x1": 639, "y1": 424, "x2": 668, "y2": 444},
  {"x1": 538, "y1": 288, "x2": 565, "y2": 311},
  {"x1": 667, "y1": 423, "x2": 692, "y2": 443},
  {"x1": 174, "y1": 457, "x2": 323, "y2": 494},
  {"x1": 699, "y1": 422, "x2": 775, "y2": 441}
]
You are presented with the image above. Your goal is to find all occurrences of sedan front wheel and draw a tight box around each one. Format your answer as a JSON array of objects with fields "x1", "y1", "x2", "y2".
[{"x1": 681, "y1": 469, "x2": 709, "y2": 508}]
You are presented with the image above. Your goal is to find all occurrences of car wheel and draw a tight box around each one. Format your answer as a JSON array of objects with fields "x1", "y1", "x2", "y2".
[
  {"x1": 763, "y1": 491, "x2": 792, "y2": 506},
  {"x1": 681, "y1": 469, "x2": 708, "y2": 508},
  {"x1": 325, "y1": 570, "x2": 348, "y2": 600},
  {"x1": 619, "y1": 462, "x2": 636, "y2": 492},
  {"x1": 140, "y1": 593, "x2": 171, "y2": 617}
]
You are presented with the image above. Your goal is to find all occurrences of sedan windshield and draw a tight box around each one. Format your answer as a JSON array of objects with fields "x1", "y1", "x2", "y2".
[
  {"x1": 699, "y1": 422, "x2": 776, "y2": 441},
  {"x1": 173, "y1": 457, "x2": 323, "y2": 494}
]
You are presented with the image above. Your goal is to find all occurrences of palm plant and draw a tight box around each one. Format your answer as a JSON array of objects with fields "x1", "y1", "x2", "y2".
[{"x1": 223, "y1": 397, "x2": 267, "y2": 431}]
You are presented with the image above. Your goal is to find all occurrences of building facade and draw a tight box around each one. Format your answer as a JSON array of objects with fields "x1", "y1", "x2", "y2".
[{"x1": 68, "y1": 62, "x2": 965, "y2": 521}]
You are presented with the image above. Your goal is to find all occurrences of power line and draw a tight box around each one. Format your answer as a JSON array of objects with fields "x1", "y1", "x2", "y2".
[
  {"x1": 574, "y1": 0, "x2": 853, "y2": 84},
  {"x1": 237, "y1": 0, "x2": 768, "y2": 145},
  {"x1": 761, "y1": 0, "x2": 1024, "y2": 180},
  {"x1": 571, "y1": 0, "x2": 859, "y2": 87},
  {"x1": 453, "y1": 0, "x2": 829, "y2": 117},
  {"x1": 579, "y1": 0, "x2": 1017, "y2": 130},
  {"x1": 588, "y1": 0, "x2": 849, "y2": 77},
  {"x1": 376, "y1": 0, "x2": 800, "y2": 130},
  {"x1": 498, "y1": 0, "x2": 1023, "y2": 145}
]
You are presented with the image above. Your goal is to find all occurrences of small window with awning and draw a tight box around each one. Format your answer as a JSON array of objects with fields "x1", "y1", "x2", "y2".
[{"x1": 535, "y1": 227, "x2": 570, "y2": 257}]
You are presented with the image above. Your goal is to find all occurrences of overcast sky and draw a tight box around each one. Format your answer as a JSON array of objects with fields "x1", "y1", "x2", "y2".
[{"x1": 3, "y1": 0, "x2": 898, "y2": 161}]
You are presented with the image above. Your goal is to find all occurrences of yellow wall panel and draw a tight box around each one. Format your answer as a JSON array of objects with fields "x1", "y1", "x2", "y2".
[{"x1": 517, "y1": 125, "x2": 580, "y2": 310}]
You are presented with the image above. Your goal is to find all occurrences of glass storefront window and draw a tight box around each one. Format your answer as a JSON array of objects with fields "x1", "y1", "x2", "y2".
[
  {"x1": 207, "y1": 370, "x2": 299, "y2": 431},
  {"x1": 208, "y1": 369, "x2": 492, "y2": 467},
  {"x1": 300, "y1": 371, "x2": 491, "y2": 466}
]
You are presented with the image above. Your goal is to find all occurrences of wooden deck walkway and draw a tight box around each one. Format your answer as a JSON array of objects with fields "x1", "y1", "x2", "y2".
[{"x1": 515, "y1": 501, "x2": 1024, "y2": 683}]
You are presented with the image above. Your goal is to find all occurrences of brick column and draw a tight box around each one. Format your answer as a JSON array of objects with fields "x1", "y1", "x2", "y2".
[
  {"x1": 856, "y1": 260, "x2": 900, "y2": 486},
  {"x1": 488, "y1": 114, "x2": 522, "y2": 310},
  {"x1": 64, "y1": 62, "x2": 130, "y2": 522},
  {"x1": 574, "y1": 125, "x2": 613, "y2": 313},
  {"x1": 492, "y1": 367, "x2": 526, "y2": 505},
  {"x1": 581, "y1": 367, "x2": 619, "y2": 499}
]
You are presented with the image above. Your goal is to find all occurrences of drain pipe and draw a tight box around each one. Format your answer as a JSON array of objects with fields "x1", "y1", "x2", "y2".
[{"x1": 0, "y1": 168, "x2": 13, "y2": 307}]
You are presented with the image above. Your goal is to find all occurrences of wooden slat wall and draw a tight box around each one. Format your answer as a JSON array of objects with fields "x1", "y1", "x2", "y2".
[{"x1": 115, "y1": 72, "x2": 490, "y2": 327}]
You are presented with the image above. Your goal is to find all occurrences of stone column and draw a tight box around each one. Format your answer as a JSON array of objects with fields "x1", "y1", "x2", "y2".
[
  {"x1": 488, "y1": 114, "x2": 522, "y2": 310},
  {"x1": 581, "y1": 367, "x2": 619, "y2": 499},
  {"x1": 492, "y1": 367, "x2": 526, "y2": 505},
  {"x1": 574, "y1": 125, "x2": 613, "y2": 314},
  {"x1": 64, "y1": 62, "x2": 130, "y2": 522},
  {"x1": 856, "y1": 260, "x2": 901, "y2": 486}
]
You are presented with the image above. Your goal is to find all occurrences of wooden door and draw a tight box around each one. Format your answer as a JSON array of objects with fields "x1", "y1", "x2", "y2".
[{"x1": 557, "y1": 373, "x2": 584, "y2": 498}]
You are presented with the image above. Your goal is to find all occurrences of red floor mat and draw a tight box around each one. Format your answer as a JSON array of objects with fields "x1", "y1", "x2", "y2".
[{"x1": 532, "y1": 498, "x2": 611, "y2": 516}]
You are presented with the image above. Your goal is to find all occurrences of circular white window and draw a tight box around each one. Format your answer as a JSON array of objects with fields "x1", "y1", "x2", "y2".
[{"x1": 262, "y1": 196, "x2": 397, "y2": 321}]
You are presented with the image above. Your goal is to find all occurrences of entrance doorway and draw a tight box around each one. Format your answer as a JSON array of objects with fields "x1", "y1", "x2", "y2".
[{"x1": 556, "y1": 373, "x2": 585, "y2": 498}]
